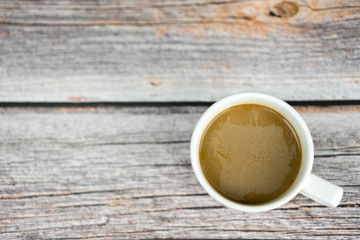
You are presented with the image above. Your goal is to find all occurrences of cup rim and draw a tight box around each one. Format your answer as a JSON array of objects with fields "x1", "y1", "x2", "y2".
[{"x1": 190, "y1": 92, "x2": 314, "y2": 212}]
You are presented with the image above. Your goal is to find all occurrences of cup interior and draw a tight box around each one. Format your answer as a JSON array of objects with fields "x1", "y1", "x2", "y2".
[{"x1": 190, "y1": 92, "x2": 314, "y2": 212}]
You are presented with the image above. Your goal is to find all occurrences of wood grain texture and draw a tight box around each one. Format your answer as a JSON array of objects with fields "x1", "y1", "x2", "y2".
[
  {"x1": 0, "y1": 0, "x2": 359, "y2": 102},
  {"x1": 0, "y1": 105, "x2": 359, "y2": 239}
]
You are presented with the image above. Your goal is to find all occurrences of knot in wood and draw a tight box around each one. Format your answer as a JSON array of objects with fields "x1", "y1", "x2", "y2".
[{"x1": 270, "y1": 1, "x2": 299, "y2": 18}]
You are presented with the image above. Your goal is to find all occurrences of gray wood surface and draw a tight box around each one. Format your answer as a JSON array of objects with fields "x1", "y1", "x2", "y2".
[
  {"x1": 1, "y1": 0, "x2": 359, "y2": 238},
  {"x1": 1, "y1": 105, "x2": 359, "y2": 239},
  {"x1": 0, "y1": 0, "x2": 360, "y2": 102}
]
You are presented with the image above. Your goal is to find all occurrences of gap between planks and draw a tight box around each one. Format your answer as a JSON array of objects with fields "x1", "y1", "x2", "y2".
[{"x1": 0, "y1": 100, "x2": 360, "y2": 108}]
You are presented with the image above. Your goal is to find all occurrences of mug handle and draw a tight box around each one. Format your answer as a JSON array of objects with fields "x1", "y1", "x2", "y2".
[{"x1": 300, "y1": 174, "x2": 343, "y2": 208}]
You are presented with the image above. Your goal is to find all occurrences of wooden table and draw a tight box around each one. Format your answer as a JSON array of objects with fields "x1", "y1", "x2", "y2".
[{"x1": 1, "y1": 0, "x2": 359, "y2": 239}]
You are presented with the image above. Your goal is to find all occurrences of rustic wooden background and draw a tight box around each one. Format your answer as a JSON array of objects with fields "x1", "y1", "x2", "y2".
[{"x1": 0, "y1": 0, "x2": 359, "y2": 239}]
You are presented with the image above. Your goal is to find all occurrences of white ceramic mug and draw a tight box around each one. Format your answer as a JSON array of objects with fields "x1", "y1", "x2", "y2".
[{"x1": 190, "y1": 92, "x2": 343, "y2": 212}]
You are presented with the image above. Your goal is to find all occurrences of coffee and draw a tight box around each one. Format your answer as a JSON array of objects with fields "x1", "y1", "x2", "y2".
[{"x1": 199, "y1": 104, "x2": 301, "y2": 204}]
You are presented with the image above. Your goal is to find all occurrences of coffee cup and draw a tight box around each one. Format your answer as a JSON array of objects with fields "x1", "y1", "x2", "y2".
[{"x1": 190, "y1": 92, "x2": 343, "y2": 212}]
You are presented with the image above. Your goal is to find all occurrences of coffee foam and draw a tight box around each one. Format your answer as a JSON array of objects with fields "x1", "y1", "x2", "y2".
[{"x1": 200, "y1": 104, "x2": 301, "y2": 204}]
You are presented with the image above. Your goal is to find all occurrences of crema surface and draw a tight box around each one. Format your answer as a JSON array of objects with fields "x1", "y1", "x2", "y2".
[{"x1": 200, "y1": 104, "x2": 302, "y2": 204}]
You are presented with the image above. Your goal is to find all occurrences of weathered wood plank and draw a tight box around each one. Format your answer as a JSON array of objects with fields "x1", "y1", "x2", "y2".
[
  {"x1": 0, "y1": 0, "x2": 359, "y2": 102},
  {"x1": 0, "y1": 105, "x2": 359, "y2": 239}
]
